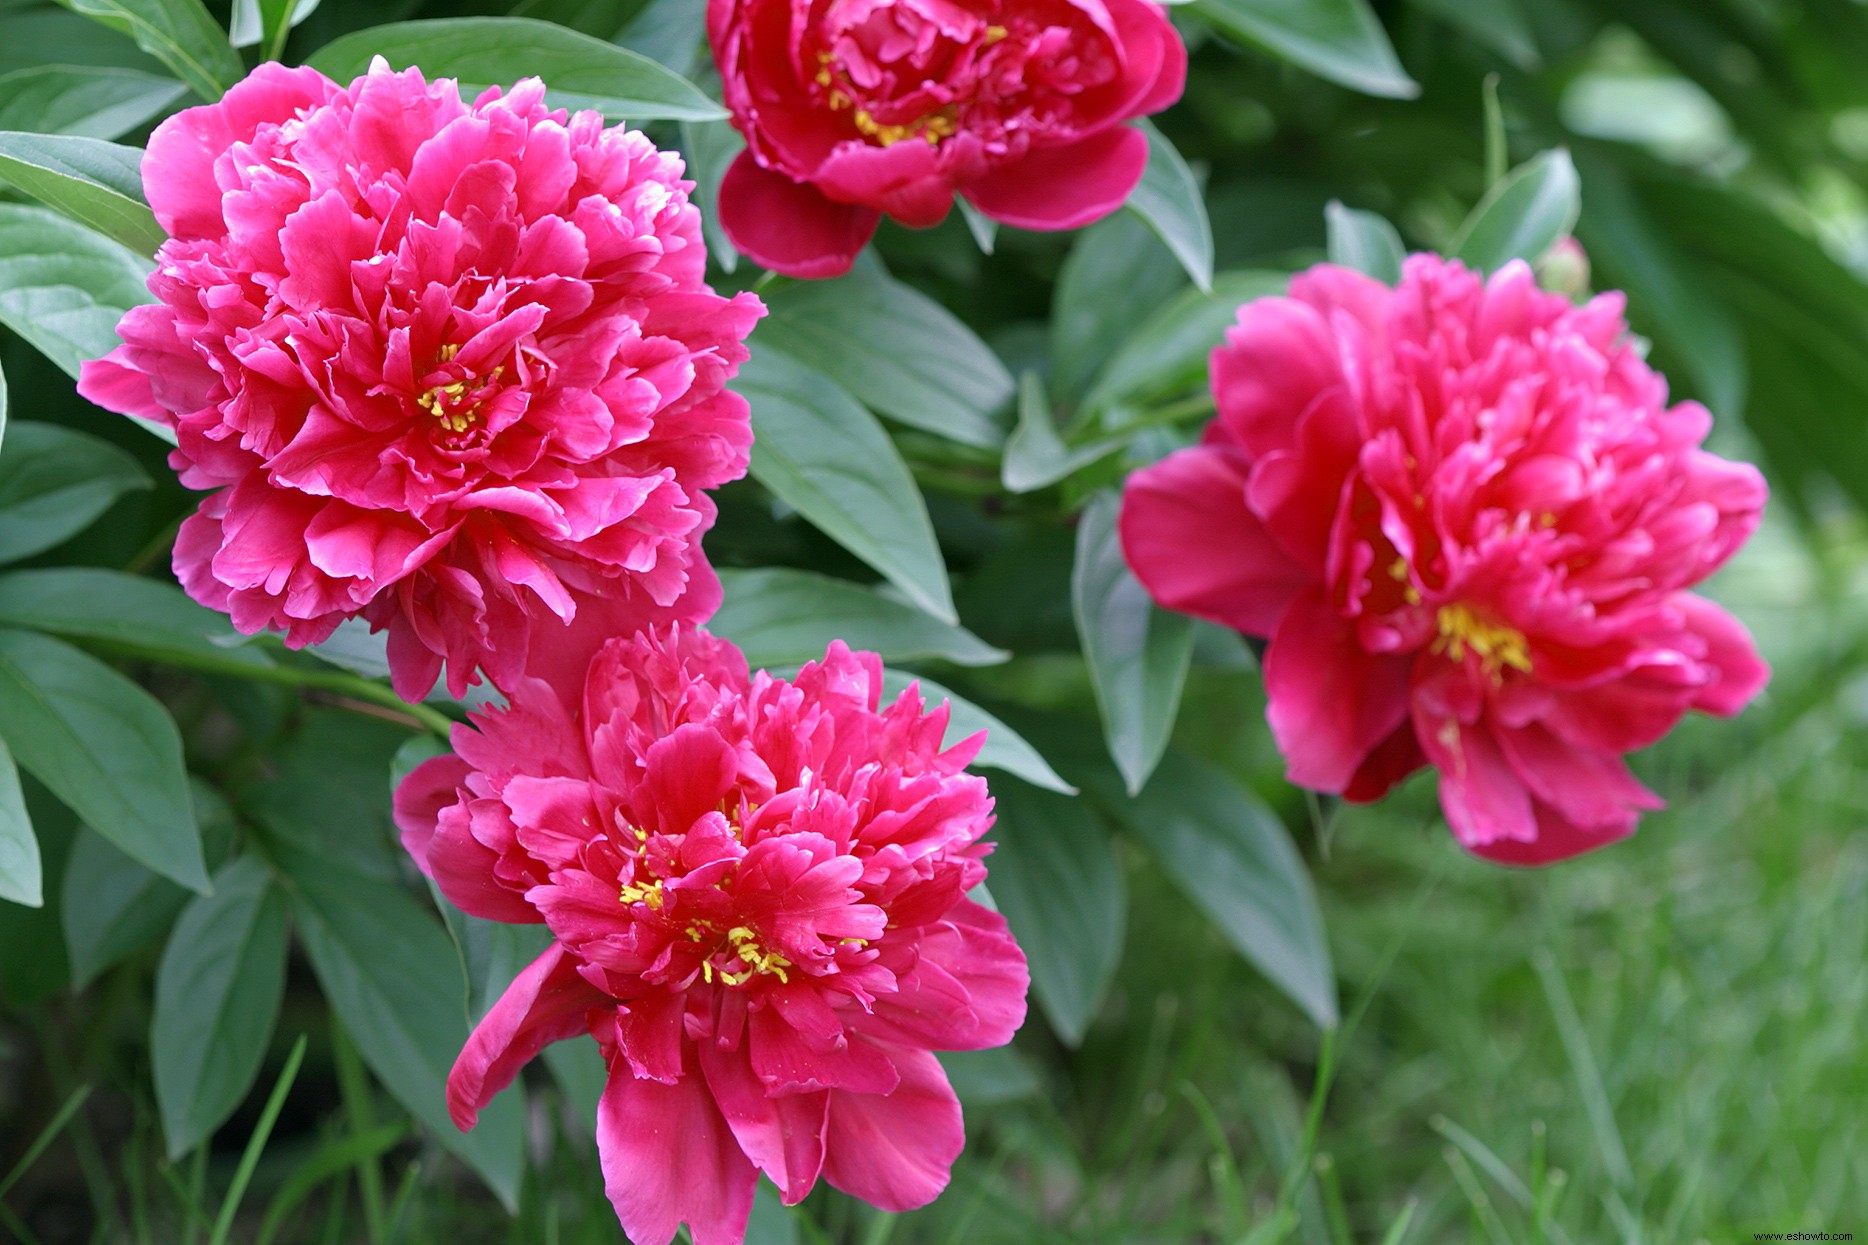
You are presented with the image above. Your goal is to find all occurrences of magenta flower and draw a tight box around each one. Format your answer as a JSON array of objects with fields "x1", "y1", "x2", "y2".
[
  {"x1": 79, "y1": 61, "x2": 762, "y2": 700},
  {"x1": 1120, "y1": 255, "x2": 1770, "y2": 864},
  {"x1": 707, "y1": 0, "x2": 1187, "y2": 278},
  {"x1": 394, "y1": 627, "x2": 1028, "y2": 1244}
]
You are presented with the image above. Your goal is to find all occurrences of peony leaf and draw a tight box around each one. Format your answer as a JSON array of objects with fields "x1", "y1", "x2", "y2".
[
  {"x1": 0, "y1": 65, "x2": 187, "y2": 140},
  {"x1": 756, "y1": 258, "x2": 1013, "y2": 449},
  {"x1": 733, "y1": 350, "x2": 958, "y2": 622},
  {"x1": 985, "y1": 777, "x2": 1126, "y2": 1046},
  {"x1": 0, "y1": 738, "x2": 38, "y2": 909},
  {"x1": 0, "y1": 131, "x2": 164, "y2": 255},
  {"x1": 1193, "y1": 0, "x2": 1419, "y2": 99},
  {"x1": 880, "y1": 668, "x2": 1077, "y2": 795},
  {"x1": 1072, "y1": 492, "x2": 1194, "y2": 796},
  {"x1": 0, "y1": 424, "x2": 151, "y2": 565},
  {"x1": 0, "y1": 203, "x2": 154, "y2": 381},
  {"x1": 307, "y1": 18, "x2": 726, "y2": 123},
  {"x1": 713, "y1": 568, "x2": 1007, "y2": 671},
  {"x1": 679, "y1": 118, "x2": 744, "y2": 274},
  {"x1": 280, "y1": 846, "x2": 527, "y2": 1210},
  {"x1": 0, "y1": 627, "x2": 206, "y2": 893},
  {"x1": 1112, "y1": 752, "x2": 1339, "y2": 1028},
  {"x1": 0, "y1": 569, "x2": 267, "y2": 669},
  {"x1": 1451, "y1": 147, "x2": 1581, "y2": 274},
  {"x1": 152, "y1": 855, "x2": 290, "y2": 1159},
  {"x1": 1127, "y1": 120, "x2": 1214, "y2": 293},
  {"x1": 61, "y1": 827, "x2": 188, "y2": 986},
  {"x1": 1408, "y1": 0, "x2": 1538, "y2": 68},
  {"x1": 1002, "y1": 371, "x2": 1126, "y2": 494},
  {"x1": 52, "y1": 0, "x2": 243, "y2": 103},
  {"x1": 1051, "y1": 207, "x2": 1186, "y2": 407},
  {"x1": 1325, "y1": 200, "x2": 1406, "y2": 284}
]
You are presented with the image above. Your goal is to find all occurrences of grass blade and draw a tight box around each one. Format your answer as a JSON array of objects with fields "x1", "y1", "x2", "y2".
[
  {"x1": 1533, "y1": 949, "x2": 1634, "y2": 1191},
  {"x1": 0, "y1": 1083, "x2": 92, "y2": 1200},
  {"x1": 209, "y1": 1034, "x2": 307, "y2": 1245}
]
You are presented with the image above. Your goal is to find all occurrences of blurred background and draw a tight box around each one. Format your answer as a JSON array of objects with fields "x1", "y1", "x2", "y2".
[{"x1": 2, "y1": 0, "x2": 1866, "y2": 1242}]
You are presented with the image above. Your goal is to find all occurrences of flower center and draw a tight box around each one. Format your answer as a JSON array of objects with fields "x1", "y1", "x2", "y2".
[
  {"x1": 1434, "y1": 603, "x2": 1532, "y2": 681},
  {"x1": 416, "y1": 344, "x2": 503, "y2": 434}
]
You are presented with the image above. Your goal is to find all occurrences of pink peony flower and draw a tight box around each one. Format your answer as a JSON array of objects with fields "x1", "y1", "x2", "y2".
[
  {"x1": 1120, "y1": 255, "x2": 1770, "y2": 865},
  {"x1": 395, "y1": 627, "x2": 1028, "y2": 1244},
  {"x1": 79, "y1": 61, "x2": 763, "y2": 700},
  {"x1": 706, "y1": 0, "x2": 1187, "y2": 278}
]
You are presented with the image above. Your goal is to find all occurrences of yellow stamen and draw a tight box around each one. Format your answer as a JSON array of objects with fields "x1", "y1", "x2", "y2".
[
  {"x1": 1434, "y1": 603, "x2": 1532, "y2": 681},
  {"x1": 617, "y1": 879, "x2": 664, "y2": 911},
  {"x1": 983, "y1": 24, "x2": 1008, "y2": 44}
]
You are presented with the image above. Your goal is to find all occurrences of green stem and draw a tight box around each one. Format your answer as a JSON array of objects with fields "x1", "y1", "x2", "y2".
[
  {"x1": 330, "y1": 1022, "x2": 388, "y2": 1244},
  {"x1": 1274, "y1": 1028, "x2": 1340, "y2": 1218}
]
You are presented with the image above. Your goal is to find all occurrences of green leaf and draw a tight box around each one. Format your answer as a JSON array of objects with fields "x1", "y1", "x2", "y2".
[
  {"x1": 0, "y1": 66, "x2": 187, "y2": 140},
  {"x1": 1114, "y1": 752, "x2": 1337, "y2": 1028},
  {"x1": 282, "y1": 850, "x2": 527, "y2": 1209},
  {"x1": 1194, "y1": 0, "x2": 1419, "y2": 99},
  {"x1": 53, "y1": 0, "x2": 242, "y2": 103},
  {"x1": 747, "y1": 1182, "x2": 800, "y2": 1245},
  {"x1": 756, "y1": 259, "x2": 1013, "y2": 450},
  {"x1": 1324, "y1": 200, "x2": 1405, "y2": 284},
  {"x1": 1081, "y1": 271, "x2": 1288, "y2": 427},
  {"x1": 734, "y1": 349, "x2": 957, "y2": 622},
  {"x1": 985, "y1": 778, "x2": 1125, "y2": 1046},
  {"x1": 679, "y1": 118, "x2": 743, "y2": 274},
  {"x1": 0, "y1": 738, "x2": 38, "y2": 908},
  {"x1": 712, "y1": 568, "x2": 1007, "y2": 671},
  {"x1": 1127, "y1": 121, "x2": 1214, "y2": 293},
  {"x1": 1408, "y1": 0, "x2": 1537, "y2": 68},
  {"x1": 1450, "y1": 148, "x2": 1581, "y2": 274},
  {"x1": 0, "y1": 569, "x2": 265, "y2": 668},
  {"x1": 153, "y1": 855, "x2": 290, "y2": 1158},
  {"x1": 0, "y1": 203, "x2": 156, "y2": 389},
  {"x1": 1072, "y1": 492, "x2": 1194, "y2": 796},
  {"x1": 0, "y1": 131, "x2": 163, "y2": 255},
  {"x1": 61, "y1": 825, "x2": 188, "y2": 986},
  {"x1": 1003, "y1": 371, "x2": 1125, "y2": 494},
  {"x1": 0, "y1": 423, "x2": 151, "y2": 565},
  {"x1": 1052, "y1": 207, "x2": 1186, "y2": 407},
  {"x1": 0, "y1": 627, "x2": 205, "y2": 892},
  {"x1": 307, "y1": 18, "x2": 726, "y2": 123},
  {"x1": 879, "y1": 669, "x2": 1075, "y2": 795},
  {"x1": 957, "y1": 199, "x2": 997, "y2": 255}
]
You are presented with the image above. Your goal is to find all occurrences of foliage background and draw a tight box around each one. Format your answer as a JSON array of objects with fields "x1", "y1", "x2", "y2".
[{"x1": 0, "y1": 0, "x2": 1864, "y2": 1242}]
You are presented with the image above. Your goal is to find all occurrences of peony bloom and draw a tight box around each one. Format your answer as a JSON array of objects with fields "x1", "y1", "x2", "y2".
[
  {"x1": 1120, "y1": 255, "x2": 1770, "y2": 865},
  {"x1": 395, "y1": 627, "x2": 1028, "y2": 1244},
  {"x1": 79, "y1": 60, "x2": 763, "y2": 700},
  {"x1": 706, "y1": 0, "x2": 1187, "y2": 278}
]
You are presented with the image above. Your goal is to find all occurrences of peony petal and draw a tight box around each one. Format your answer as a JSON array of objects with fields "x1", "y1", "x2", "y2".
[
  {"x1": 1263, "y1": 587, "x2": 1413, "y2": 792},
  {"x1": 597, "y1": 1064, "x2": 758, "y2": 1245},
  {"x1": 698, "y1": 1041, "x2": 830, "y2": 1205},
  {"x1": 719, "y1": 150, "x2": 880, "y2": 279},
  {"x1": 1120, "y1": 446, "x2": 1312, "y2": 637},
  {"x1": 962, "y1": 125, "x2": 1149, "y2": 231},
  {"x1": 821, "y1": 1046, "x2": 964, "y2": 1213},
  {"x1": 447, "y1": 943, "x2": 604, "y2": 1129},
  {"x1": 1675, "y1": 594, "x2": 1770, "y2": 717}
]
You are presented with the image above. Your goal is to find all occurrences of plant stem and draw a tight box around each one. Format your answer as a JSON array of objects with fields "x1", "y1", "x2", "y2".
[{"x1": 330, "y1": 1021, "x2": 388, "y2": 1244}]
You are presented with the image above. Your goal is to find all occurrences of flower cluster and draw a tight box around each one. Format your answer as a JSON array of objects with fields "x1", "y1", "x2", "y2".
[
  {"x1": 707, "y1": 0, "x2": 1187, "y2": 277},
  {"x1": 80, "y1": 59, "x2": 762, "y2": 699},
  {"x1": 396, "y1": 629, "x2": 1027, "y2": 1245},
  {"x1": 1121, "y1": 255, "x2": 1770, "y2": 863}
]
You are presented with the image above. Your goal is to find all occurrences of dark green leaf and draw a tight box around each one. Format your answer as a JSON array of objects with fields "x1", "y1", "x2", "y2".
[
  {"x1": 1408, "y1": 0, "x2": 1537, "y2": 68},
  {"x1": 1450, "y1": 148, "x2": 1581, "y2": 274},
  {"x1": 0, "y1": 131, "x2": 163, "y2": 254},
  {"x1": 246, "y1": 709, "x2": 412, "y2": 881},
  {"x1": 747, "y1": 1182, "x2": 800, "y2": 1245},
  {"x1": 53, "y1": 0, "x2": 242, "y2": 103},
  {"x1": 1052, "y1": 208, "x2": 1186, "y2": 407},
  {"x1": 0, "y1": 568, "x2": 266, "y2": 668},
  {"x1": 1003, "y1": 371, "x2": 1125, "y2": 494},
  {"x1": 307, "y1": 18, "x2": 726, "y2": 123},
  {"x1": 1072, "y1": 492, "x2": 1194, "y2": 795},
  {"x1": 938, "y1": 1047, "x2": 1041, "y2": 1108},
  {"x1": 61, "y1": 825, "x2": 188, "y2": 986},
  {"x1": 282, "y1": 849, "x2": 527, "y2": 1209},
  {"x1": 153, "y1": 855, "x2": 290, "y2": 1158},
  {"x1": 0, "y1": 423, "x2": 151, "y2": 565},
  {"x1": 1194, "y1": 0, "x2": 1418, "y2": 99},
  {"x1": 879, "y1": 669, "x2": 1075, "y2": 795},
  {"x1": 619, "y1": 0, "x2": 706, "y2": 81},
  {"x1": 543, "y1": 1034, "x2": 606, "y2": 1130},
  {"x1": 0, "y1": 66, "x2": 187, "y2": 140},
  {"x1": 1128, "y1": 120, "x2": 1214, "y2": 293},
  {"x1": 679, "y1": 118, "x2": 743, "y2": 274},
  {"x1": 1080, "y1": 271, "x2": 1288, "y2": 428},
  {"x1": 756, "y1": 259, "x2": 1013, "y2": 449},
  {"x1": 985, "y1": 778, "x2": 1125, "y2": 1046},
  {"x1": 0, "y1": 738, "x2": 38, "y2": 908},
  {"x1": 1325, "y1": 200, "x2": 1406, "y2": 284},
  {"x1": 0, "y1": 627, "x2": 205, "y2": 892},
  {"x1": 712, "y1": 568, "x2": 1006, "y2": 671},
  {"x1": 734, "y1": 350, "x2": 957, "y2": 622},
  {"x1": 1115, "y1": 752, "x2": 1338, "y2": 1028}
]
